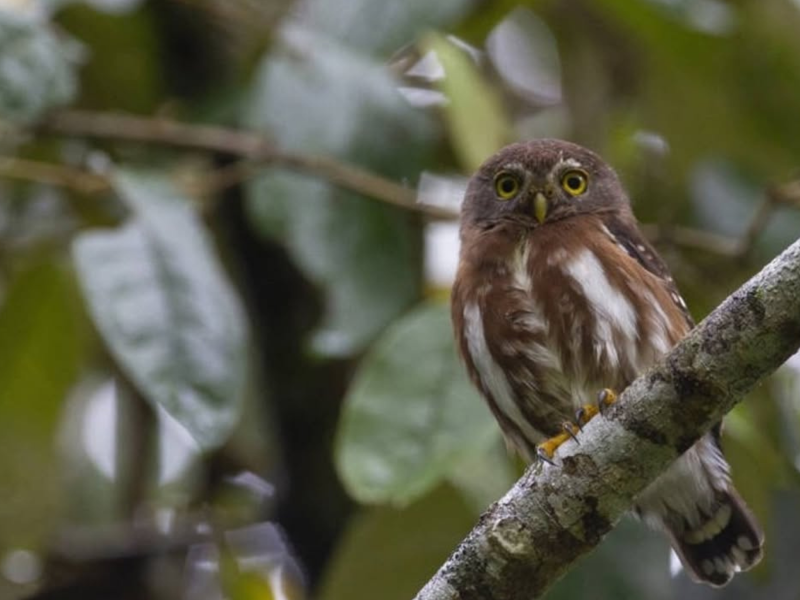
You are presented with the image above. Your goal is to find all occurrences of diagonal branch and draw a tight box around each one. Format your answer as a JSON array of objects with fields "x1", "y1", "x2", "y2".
[{"x1": 415, "y1": 238, "x2": 800, "y2": 600}]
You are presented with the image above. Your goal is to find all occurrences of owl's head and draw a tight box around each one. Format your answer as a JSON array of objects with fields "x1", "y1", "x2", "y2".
[{"x1": 461, "y1": 139, "x2": 630, "y2": 230}]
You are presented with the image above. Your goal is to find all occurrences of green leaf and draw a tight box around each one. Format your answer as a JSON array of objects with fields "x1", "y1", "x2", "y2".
[
  {"x1": 318, "y1": 485, "x2": 475, "y2": 600},
  {"x1": 245, "y1": 27, "x2": 431, "y2": 356},
  {"x1": 446, "y1": 436, "x2": 517, "y2": 514},
  {"x1": 73, "y1": 169, "x2": 249, "y2": 451},
  {"x1": 335, "y1": 300, "x2": 499, "y2": 505},
  {"x1": 426, "y1": 32, "x2": 512, "y2": 171},
  {"x1": 0, "y1": 10, "x2": 81, "y2": 123},
  {"x1": 0, "y1": 262, "x2": 86, "y2": 554}
]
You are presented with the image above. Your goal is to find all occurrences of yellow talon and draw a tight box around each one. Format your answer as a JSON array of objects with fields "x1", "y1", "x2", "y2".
[
  {"x1": 598, "y1": 388, "x2": 617, "y2": 408},
  {"x1": 576, "y1": 389, "x2": 618, "y2": 426},
  {"x1": 576, "y1": 404, "x2": 599, "y2": 426},
  {"x1": 537, "y1": 422, "x2": 582, "y2": 463},
  {"x1": 538, "y1": 390, "x2": 618, "y2": 464},
  {"x1": 537, "y1": 431, "x2": 572, "y2": 463}
]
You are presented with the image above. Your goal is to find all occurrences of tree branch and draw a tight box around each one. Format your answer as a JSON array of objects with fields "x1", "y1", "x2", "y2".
[
  {"x1": 36, "y1": 109, "x2": 457, "y2": 221},
  {"x1": 28, "y1": 110, "x2": 800, "y2": 254},
  {"x1": 415, "y1": 238, "x2": 800, "y2": 600}
]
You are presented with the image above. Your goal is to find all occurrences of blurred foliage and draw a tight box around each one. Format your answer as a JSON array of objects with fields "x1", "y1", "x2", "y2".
[
  {"x1": 0, "y1": 0, "x2": 799, "y2": 599},
  {"x1": 0, "y1": 10, "x2": 80, "y2": 122},
  {"x1": 335, "y1": 301, "x2": 498, "y2": 506}
]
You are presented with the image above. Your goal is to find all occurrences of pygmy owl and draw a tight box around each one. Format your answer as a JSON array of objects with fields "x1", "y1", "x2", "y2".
[{"x1": 451, "y1": 139, "x2": 763, "y2": 586}]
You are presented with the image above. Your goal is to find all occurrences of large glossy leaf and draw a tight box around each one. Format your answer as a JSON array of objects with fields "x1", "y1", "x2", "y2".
[
  {"x1": 0, "y1": 10, "x2": 80, "y2": 123},
  {"x1": 0, "y1": 262, "x2": 86, "y2": 598},
  {"x1": 73, "y1": 169, "x2": 249, "y2": 451},
  {"x1": 245, "y1": 26, "x2": 432, "y2": 356},
  {"x1": 318, "y1": 485, "x2": 475, "y2": 600},
  {"x1": 297, "y1": 0, "x2": 476, "y2": 57},
  {"x1": 426, "y1": 32, "x2": 512, "y2": 171},
  {"x1": 335, "y1": 300, "x2": 499, "y2": 505}
]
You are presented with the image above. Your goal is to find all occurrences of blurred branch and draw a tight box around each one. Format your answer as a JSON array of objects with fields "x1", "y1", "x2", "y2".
[
  {"x1": 26, "y1": 110, "x2": 800, "y2": 245},
  {"x1": 645, "y1": 179, "x2": 800, "y2": 259},
  {"x1": 0, "y1": 156, "x2": 109, "y2": 194},
  {"x1": 415, "y1": 239, "x2": 800, "y2": 600},
  {"x1": 36, "y1": 109, "x2": 458, "y2": 220},
  {"x1": 642, "y1": 223, "x2": 739, "y2": 256}
]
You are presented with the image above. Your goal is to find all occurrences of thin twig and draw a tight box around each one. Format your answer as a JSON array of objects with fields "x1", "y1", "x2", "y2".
[
  {"x1": 37, "y1": 109, "x2": 457, "y2": 221},
  {"x1": 769, "y1": 179, "x2": 800, "y2": 208},
  {"x1": 644, "y1": 177, "x2": 800, "y2": 260},
  {"x1": 641, "y1": 223, "x2": 740, "y2": 257},
  {"x1": 30, "y1": 109, "x2": 800, "y2": 239},
  {"x1": 0, "y1": 156, "x2": 109, "y2": 194},
  {"x1": 733, "y1": 192, "x2": 779, "y2": 259}
]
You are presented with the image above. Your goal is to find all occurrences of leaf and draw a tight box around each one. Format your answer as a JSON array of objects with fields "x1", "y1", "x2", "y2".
[
  {"x1": 245, "y1": 26, "x2": 432, "y2": 356},
  {"x1": 335, "y1": 300, "x2": 499, "y2": 505},
  {"x1": 318, "y1": 485, "x2": 475, "y2": 600},
  {"x1": 0, "y1": 262, "x2": 86, "y2": 554},
  {"x1": 73, "y1": 169, "x2": 249, "y2": 451},
  {"x1": 0, "y1": 10, "x2": 81, "y2": 123},
  {"x1": 446, "y1": 436, "x2": 517, "y2": 514},
  {"x1": 426, "y1": 32, "x2": 512, "y2": 171},
  {"x1": 297, "y1": 0, "x2": 477, "y2": 57}
]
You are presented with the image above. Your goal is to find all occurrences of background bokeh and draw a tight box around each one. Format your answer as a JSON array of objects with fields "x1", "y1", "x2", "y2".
[{"x1": 1, "y1": 0, "x2": 800, "y2": 598}]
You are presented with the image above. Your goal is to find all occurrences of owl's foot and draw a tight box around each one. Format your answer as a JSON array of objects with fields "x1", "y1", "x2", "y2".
[
  {"x1": 536, "y1": 422, "x2": 581, "y2": 464},
  {"x1": 537, "y1": 389, "x2": 617, "y2": 464},
  {"x1": 575, "y1": 388, "x2": 618, "y2": 427}
]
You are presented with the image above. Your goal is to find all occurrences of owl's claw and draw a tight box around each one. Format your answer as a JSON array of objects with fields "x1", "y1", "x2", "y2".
[
  {"x1": 537, "y1": 391, "x2": 618, "y2": 464},
  {"x1": 576, "y1": 388, "x2": 618, "y2": 425},
  {"x1": 536, "y1": 422, "x2": 582, "y2": 464},
  {"x1": 597, "y1": 388, "x2": 617, "y2": 413},
  {"x1": 536, "y1": 446, "x2": 557, "y2": 465},
  {"x1": 562, "y1": 421, "x2": 581, "y2": 444}
]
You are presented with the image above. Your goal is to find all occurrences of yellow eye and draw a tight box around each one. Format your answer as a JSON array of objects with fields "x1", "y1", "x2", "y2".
[
  {"x1": 561, "y1": 169, "x2": 588, "y2": 196},
  {"x1": 494, "y1": 172, "x2": 520, "y2": 200}
]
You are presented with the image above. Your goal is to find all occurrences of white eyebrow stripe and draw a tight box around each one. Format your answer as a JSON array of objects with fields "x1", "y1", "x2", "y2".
[
  {"x1": 555, "y1": 157, "x2": 582, "y2": 170},
  {"x1": 500, "y1": 161, "x2": 525, "y2": 172}
]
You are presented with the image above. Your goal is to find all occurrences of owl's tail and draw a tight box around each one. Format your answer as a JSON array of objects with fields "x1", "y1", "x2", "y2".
[{"x1": 667, "y1": 489, "x2": 764, "y2": 587}]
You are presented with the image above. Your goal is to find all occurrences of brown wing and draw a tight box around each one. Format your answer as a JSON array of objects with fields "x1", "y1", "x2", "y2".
[
  {"x1": 604, "y1": 214, "x2": 695, "y2": 329},
  {"x1": 601, "y1": 214, "x2": 727, "y2": 440}
]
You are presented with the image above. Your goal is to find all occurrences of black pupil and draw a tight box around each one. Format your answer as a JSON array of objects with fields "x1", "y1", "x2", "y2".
[
  {"x1": 567, "y1": 176, "x2": 582, "y2": 190},
  {"x1": 500, "y1": 178, "x2": 515, "y2": 194}
]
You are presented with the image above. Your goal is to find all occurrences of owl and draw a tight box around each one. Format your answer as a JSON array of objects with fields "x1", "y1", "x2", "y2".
[{"x1": 450, "y1": 139, "x2": 763, "y2": 586}]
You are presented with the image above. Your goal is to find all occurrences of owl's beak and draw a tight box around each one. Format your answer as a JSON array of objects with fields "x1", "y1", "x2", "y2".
[{"x1": 533, "y1": 192, "x2": 548, "y2": 224}]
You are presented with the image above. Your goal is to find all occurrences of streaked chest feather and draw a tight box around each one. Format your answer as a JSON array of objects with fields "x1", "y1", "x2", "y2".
[{"x1": 458, "y1": 234, "x2": 681, "y2": 441}]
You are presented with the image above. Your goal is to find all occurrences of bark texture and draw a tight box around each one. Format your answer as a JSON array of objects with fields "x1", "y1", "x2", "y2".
[{"x1": 415, "y1": 238, "x2": 800, "y2": 600}]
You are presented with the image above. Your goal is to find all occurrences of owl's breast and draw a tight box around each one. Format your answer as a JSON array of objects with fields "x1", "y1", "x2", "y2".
[{"x1": 453, "y1": 219, "x2": 683, "y2": 459}]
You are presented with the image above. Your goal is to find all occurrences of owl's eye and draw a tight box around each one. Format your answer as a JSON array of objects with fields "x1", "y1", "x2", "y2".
[
  {"x1": 561, "y1": 170, "x2": 589, "y2": 196},
  {"x1": 494, "y1": 172, "x2": 521, "y2": 200}
]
